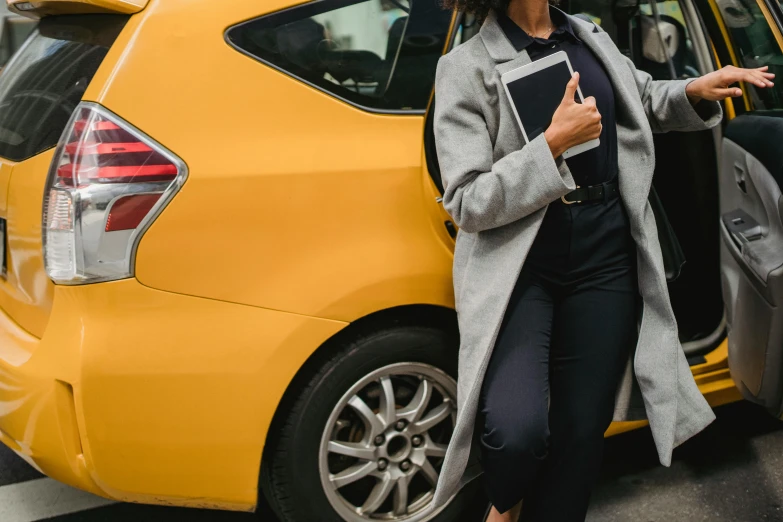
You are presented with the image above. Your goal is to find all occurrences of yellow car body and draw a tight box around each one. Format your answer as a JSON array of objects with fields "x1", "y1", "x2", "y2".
[{"x1": 0, "y1": 0, "x2": 779, "y2": 518}]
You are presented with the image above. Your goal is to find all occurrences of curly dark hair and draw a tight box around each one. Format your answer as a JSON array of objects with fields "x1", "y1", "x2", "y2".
[{"x1": 439, "y1": 0, "x2": 560, "y2": 24}]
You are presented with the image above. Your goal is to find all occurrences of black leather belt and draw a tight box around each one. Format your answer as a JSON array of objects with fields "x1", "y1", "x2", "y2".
[{"x1": 558, "y1": 179, "x2": 620, "y2": 205}]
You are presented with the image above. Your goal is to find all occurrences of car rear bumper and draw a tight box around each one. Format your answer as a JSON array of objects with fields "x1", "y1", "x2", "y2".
[
  {"x1": 0, "y1": 294, "x2": 104, "y2": 496},
  {"x1": 0, "y1": 278, "x2": 345, "y2": 510}
]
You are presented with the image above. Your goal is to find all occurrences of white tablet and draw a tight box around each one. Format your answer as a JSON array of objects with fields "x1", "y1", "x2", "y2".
[{"x1": 500, "y1": 50, "x2": 600, "y2": 159}]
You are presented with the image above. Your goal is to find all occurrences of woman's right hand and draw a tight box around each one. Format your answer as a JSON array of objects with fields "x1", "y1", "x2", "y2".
[{"x1": 544, "y1": 72, "x2": 602, "y2": 158}]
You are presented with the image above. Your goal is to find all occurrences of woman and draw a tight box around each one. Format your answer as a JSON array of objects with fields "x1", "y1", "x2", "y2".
[{"x1": 427, "y1": 1, "x2": 774, "y2": 521}]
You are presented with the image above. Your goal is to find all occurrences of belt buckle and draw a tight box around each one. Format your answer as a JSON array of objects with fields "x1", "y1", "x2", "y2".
[{"x1": 561, "y1": 185, "x2": 580, "y2": 205}]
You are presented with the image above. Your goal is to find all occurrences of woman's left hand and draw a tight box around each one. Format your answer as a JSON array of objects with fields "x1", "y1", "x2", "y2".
[{"x1": 685, "y1": 65, "x2": 775, "y2": 103}]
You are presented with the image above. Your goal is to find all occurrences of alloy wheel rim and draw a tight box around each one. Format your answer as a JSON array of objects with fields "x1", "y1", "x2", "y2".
[{"x1": 318, "y1": 362, "x2": 458, "y2": 521}]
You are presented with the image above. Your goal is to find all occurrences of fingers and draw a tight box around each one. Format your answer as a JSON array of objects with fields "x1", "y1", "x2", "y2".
[
  {"x1": 745, "y1": 70, "x2": 774, "y2": 87},
  {"x1": 723, "y1": 65, "x2": 774, "y2": 87},
  {"x1": 585, "y1": 96, "x2": 601, "y2": 123},
  {"x1": 716, "y1": 86, "x2": 743, "y2": 98},
  {"x1": 755, "y1": 66, "x2": 775, "y2": 78},
  {"x1": 586, "y1": 96, "x2": 601, "y2": 137},
  {"x1": 563, "y1": 72, "x2": 579, "y2": 103},
  {"x1": 593, "y1": 107, "x2": 602, "y2": 128}
]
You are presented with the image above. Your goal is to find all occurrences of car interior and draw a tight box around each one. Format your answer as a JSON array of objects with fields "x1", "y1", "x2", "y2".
[
  {"x1": 381, "y1": 0, "x2": 454, "y2": 109},
  {"x1": 688, "y1": 0, "x2": 783, "y2": 413},
  {"x1": 226, "y1": 0, "x2": 452, "y2": 111},
  {"x1": 423, "y1": 0, "x2": 726, "y2": 357}
]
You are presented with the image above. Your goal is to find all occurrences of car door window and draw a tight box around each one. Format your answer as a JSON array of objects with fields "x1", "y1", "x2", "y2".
[
  {"x1": 226, "y1": 0, "x2": 453, "y2": 112},
  {"x1": 709, "y1": 0, "x2": 783, "y2": 110}
]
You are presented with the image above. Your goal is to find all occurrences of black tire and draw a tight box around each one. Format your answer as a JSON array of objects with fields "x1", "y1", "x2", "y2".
[{"x1": 259, "y1": 325, "x2": 485, "y2": 522}]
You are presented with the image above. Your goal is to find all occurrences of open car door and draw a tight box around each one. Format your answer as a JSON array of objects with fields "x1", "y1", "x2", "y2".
[
  {"x1": 694, "y1": 0, "x2": 783, "y2": 416},
  {"x1": 720, "y1": 115, "x2": 783, "y2": 415}
]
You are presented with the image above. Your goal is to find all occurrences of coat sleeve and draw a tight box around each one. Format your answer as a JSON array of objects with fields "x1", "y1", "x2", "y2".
[
  {"x1": 433, "y1": 53, "x2": 576, "y2": 234},
  {"x1": 622, "y1": 55, "x2": 723, "y2": 133}
]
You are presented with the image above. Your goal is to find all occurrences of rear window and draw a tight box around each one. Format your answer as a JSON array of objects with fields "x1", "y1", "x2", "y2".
[{"x1": 0, "y1": 15, "x2": 127, "y2": 162}]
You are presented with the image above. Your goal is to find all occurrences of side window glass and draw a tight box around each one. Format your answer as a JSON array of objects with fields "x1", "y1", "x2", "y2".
[
  {"x1": 226, "y1": 0, "x2": 453, "y2": 112},
  {"x1": 712, "y1": 0, "x2": 783, "y2": 109},
  {"x1": 638, "y1": 0, "x2": 702, "y2": 79}
]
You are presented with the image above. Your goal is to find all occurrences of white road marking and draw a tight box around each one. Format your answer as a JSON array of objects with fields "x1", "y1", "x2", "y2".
[{"x1": 0, "y1": 478, "x2": 115, "y2": 522}]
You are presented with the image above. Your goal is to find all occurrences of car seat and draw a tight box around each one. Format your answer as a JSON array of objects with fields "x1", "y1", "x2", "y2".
[
  {"x1": 637, "y1": 14, "x2": 687, "y2": 79},
  {"x1": 379, "y1": 1, "x2": 453, "y2": 109}
]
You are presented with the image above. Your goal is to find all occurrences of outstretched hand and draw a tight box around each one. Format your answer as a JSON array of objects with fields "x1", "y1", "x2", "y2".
[{"x1": 685, "y1": 65, "x2": 775, "y2": 104}]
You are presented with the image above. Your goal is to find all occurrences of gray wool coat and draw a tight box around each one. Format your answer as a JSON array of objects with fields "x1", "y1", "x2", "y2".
[{"x1": 424, "y1": 8, "x2": 724, "y2": 515}]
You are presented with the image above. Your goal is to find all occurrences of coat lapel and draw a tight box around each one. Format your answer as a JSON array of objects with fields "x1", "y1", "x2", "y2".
[
  {"x1": 477, "y1": 9, "x2": 534, "y2": 76},
  {"x1": 478, "y1": 8, "x2": 517, "y2": 62},
  {"x1": 566, "y1": 15, "x2": 657, "y2": 222},
  {"x1": 567, "y1": 14, "x2": 658, "y2": 163},
  {"x1": 567, "y1": 16, "x2": 643, "y2": 123}
]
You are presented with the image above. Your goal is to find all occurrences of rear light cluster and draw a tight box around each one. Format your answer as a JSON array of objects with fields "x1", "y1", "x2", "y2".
[{"x1": 43, "y1": 103, "x2": 186, "y2": 284}]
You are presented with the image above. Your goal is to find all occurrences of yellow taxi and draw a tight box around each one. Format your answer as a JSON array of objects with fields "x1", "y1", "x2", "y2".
[{"x1": 0, "y1": 0, "x2": 780, "y2": 520}]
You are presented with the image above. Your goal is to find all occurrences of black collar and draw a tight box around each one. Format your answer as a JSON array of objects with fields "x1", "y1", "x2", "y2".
[{"x1": 496, "y1": 7, "x2": 580, "y2": 52}]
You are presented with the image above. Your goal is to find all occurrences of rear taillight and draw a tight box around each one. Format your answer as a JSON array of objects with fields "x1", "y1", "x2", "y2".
[{"x1": 42, "y1": 103, "x2": 186, "y2": 284}]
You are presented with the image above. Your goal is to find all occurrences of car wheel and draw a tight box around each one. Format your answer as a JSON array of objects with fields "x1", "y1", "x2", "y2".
[{"x1": 260, "y1": 325, "x2": 482, "y2": 522}]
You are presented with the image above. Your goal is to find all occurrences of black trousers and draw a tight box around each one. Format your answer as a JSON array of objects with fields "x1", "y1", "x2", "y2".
[{"x1": 477, "y1": 190, "x2": 641, "y2": 521}]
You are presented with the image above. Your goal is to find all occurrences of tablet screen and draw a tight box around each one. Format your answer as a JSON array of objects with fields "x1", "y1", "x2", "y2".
[{"x1": 505, "y1": 61, "x2": 573, "y2": 141}]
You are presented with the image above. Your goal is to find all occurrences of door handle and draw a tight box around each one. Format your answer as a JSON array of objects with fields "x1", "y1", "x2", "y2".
[
  {"x1": 734, "y1": 164, "x2": 747, "y2": 193},
  {"x1": 444, "y1": 220, "x2": 457, "y2": 238}
]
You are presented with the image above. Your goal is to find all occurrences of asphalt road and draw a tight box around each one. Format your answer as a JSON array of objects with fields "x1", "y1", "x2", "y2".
[{"x1": 1, "y1": 401, "x2": 782, "y2": 522}]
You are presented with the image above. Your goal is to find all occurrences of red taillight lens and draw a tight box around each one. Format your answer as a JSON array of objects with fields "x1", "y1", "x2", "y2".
[
  {"x1": 42, "y1": 103, "x2": 186, "y2": 284},
  {"x1": 57, "y1": 119, "x2": 179, "y2": 185},
  {"x1": 72, "y1": 120, "x2": 121, "y2": 133},
  {"x1": 105, "y1": 194, "x2": 162, "y2": 232}
]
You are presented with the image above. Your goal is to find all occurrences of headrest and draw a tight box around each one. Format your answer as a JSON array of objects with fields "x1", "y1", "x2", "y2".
[
  {"x1": 274, "y1": 18, "x2": 327, "y2": 71},
  {"x1": 640, "y1": 15, "x2": 679, "y2": 64}
]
